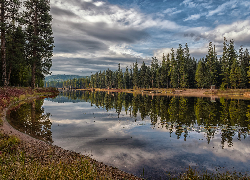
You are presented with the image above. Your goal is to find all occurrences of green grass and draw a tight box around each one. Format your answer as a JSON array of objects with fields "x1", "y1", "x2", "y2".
[{"x1": 0, "y1": 132, "x2": 98, "y2": 180}]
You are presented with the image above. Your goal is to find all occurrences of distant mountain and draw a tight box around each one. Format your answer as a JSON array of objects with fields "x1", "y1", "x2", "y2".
[{"x1": 45, "y1": 75, "x2": 87, "y2": 82}]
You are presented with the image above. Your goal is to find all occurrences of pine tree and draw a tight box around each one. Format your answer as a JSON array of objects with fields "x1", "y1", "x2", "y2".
[
  {"x1": 195, "y1": 59, "x2": 206, "y2": 88},
  {"x1": 150, "y1": 57, "x2": 159, "y2": 88},
  {"x1": 132, "y1": 61, "x2": 139, "y2": 89},
  {"x1": 180, "y1": 43, "x2": 190, "y2": 88},
  {"x1": 239, "y1": 47, "x2": 249, "y2": 88},
  {"x1": 124, "y1": 66, "x2": 130, "y2": 89},
  {"x1": 140, "y1": 61, "x2": 147, "y2": 88},
  {"x1": 6, "y1": 26, "x2": 27, "y2": 86},
  {"x1": 220, "y1": 37, "x2": 230, "y2": 89},
  {"x1": 161, "y1": 53, "x2": 167, "y2": 88},
  {"x1": 1, "y1": 0, "x2": 21, "y2": 86},
  {"x1": 230, "y1": 57, "x2": 240, "y2": 89},
  {"x1": 188, "y1": 57, "x2": 197, "y2": 88},
  {"x1": 170, "y1": 48, "x2": 179, "y2": 88},
  {"x1": 24, "y1": 0, "x2": 54, "y2": 88},
  {"x1": 117, "y1": 63, "x2": 123, "y2": 89},
  {"x1": 228, "y1": 40, "x2": 238, "y2": 88},
  {"x1": 205, "y1": 42, "x2": 218, "y2": 87},
  {"x1": 166, "y1": 53, "x2": 171, "y2": 88}
]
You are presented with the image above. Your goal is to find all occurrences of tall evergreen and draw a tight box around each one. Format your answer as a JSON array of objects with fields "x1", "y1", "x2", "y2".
[
  {"x1": 1, "y1": 0, "x2": 21, "y2": 86},
  {"x1": 132, "y1": 61, "x2": 139, "y2": 89},
  {"x1": 220, "y1": 37, "x2": 230, "y2": 89},
  {"x1": 24, "y1": 0, "x2": 54, "y2": 88},
  {"x1": 6, "y1": 26, "x2": 27, "y2": 86},
  {"x1": 150, "y1": 57, "x2": 159, "y2": 88},
  {"x1": 205, "y1": 42, "x2": 218, "y2": 87},
  {"x1": 170, "y1": 48, "x2": 179, "y2": 88},
  {"x1": 195, "y1": 59, "x2": 206, "y2": 88},
  {"x1": 124, "y1": 67, "x2": 130, "y2": 89},
  {"x1": 239, "y1": 47, "x2": 249, "y2": 88},
  {"x1": 230, "y1": 57, "x2": 240, "y2": 89},
  {"x1": 117, "y1": 63, "x2": 123, "y2": 89},
  {"x1": 140, "y1": 61, "x2": 147, "y2": 88},
  {"x1": 178, "y1": 44, "x2": 188, "y2": 88},
  {"x1": 228, "y1": 40, "x2": 238, "y2": 88}
]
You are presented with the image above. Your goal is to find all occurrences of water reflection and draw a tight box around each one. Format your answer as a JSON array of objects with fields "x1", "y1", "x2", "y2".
[
  {"x1": 48, "y1": 91, "x2": 250, "y2": 148},
  {"x1": 7, "y1": 99, "x2": 53, "y2": 143}
]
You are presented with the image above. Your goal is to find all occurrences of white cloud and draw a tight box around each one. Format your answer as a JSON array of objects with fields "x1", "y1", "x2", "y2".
[
  {"x1": 93, "y1": 1, "x2": 105, "y2": 6},
  {"x1": 202, "y1": 20, "x2": 250, "y2": 43},
  {"x1": 109, "y1": 44, "x2": 144, "y2": 58},
  {"x1": 163, "y1": 8, "x2": 183, "y2": 15},
  {"x1": 184, "y1": 14, "x2": 201, "y2": 21},
  {"x1": 181, "y1": 0, "x2": 196, "y2": 8},
  {"x1": 207, "y1": 0, "x2": 238, "y2": 17}
]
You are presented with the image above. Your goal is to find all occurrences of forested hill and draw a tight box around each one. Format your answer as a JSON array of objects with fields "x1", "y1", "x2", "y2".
[{"x1": 45, "y1": 75, "x2": 86, "y2": 82}]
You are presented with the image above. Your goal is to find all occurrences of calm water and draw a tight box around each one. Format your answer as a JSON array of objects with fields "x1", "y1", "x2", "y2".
[{"x1": 7, "y1": 91, "x2": 250, "y2": 179}]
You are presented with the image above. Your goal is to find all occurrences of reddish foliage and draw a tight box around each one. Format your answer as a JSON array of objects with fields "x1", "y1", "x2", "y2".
[
  {"x1": 0, "y1": 87, "x2": 28, "y2": 110},
  {"x1": 0, "y1": 87, "x2": 58, "y2": 113}
]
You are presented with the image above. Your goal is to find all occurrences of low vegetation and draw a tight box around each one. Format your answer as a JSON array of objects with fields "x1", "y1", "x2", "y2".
[
  {"x1": 0, "y1": 131, "x2": 98, "y2": 179},
  {"x1": 0, "y1": 87, "x2": 58, "y2": 125}
]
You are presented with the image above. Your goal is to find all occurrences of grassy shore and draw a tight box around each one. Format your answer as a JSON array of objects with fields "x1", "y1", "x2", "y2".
[{"x1": 1, "y1": 87, "x2": 250, "y2": 179}]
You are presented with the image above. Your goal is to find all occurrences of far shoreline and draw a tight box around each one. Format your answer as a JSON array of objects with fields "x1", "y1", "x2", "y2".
[{"x1": 60, "y1": 87, "x2": 250, "y2": 100}]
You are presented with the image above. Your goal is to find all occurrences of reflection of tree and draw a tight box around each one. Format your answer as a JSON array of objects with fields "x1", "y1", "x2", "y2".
[
  {"x1": 221, "y1": 127, "x2": 234, "y2": 149},
  {"x1": 48, "y1": 91, "x2": 250, "y2": 146},
  {"x1": 8, "y1": 99, "x2": 53, "y2": 143}
]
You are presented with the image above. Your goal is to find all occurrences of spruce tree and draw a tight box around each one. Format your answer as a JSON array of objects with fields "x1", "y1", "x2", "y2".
[
  {"x1": 228, "y1": 40, "x2": 238, "y2": 88},
  {"x1": 161, "y1": 53, "x2": 167, "y2": 88},
  {"x1": 1, "y1": 0, "x2": 21, "y2": 86},
  {"x1": 205, "y1": 42, "x2": 218, "y2": 87},
  {"x1": 24, "y1": 0, "x2": 54, "y2": 88},
  {"x1": 124, "y1": 66, "x2": 130, "y2": 89},
  {"x1": 220, "y1": 37, "x2": 230, "y2": 89},
  {"x1": 150, "y1": 57, "x2": 159, "y2": 88},
  {"x1": 195, "y1": 59, "x2": 206, "y2": 88},
  {"x1": 132, "y1": 61, "x2": 139, "y2": 89},
  {"x1": 117, "y1": 63, "x2": 123, "y2": 89},
  {"x1": 166, "y1": 53, "x2": 171, "y2": 88},
  {"x1": 170, "y1": 48, "x2": 179, "y2": 88},
  {"x1": 239, "y1": 47, "x2": 249, "y2": 88},
  {"x1": 230, "y1": 57, "x2": 240, "y2": 89},
  {"x1": 140, "y1": 61, "x2": 147, "y2": 88}
]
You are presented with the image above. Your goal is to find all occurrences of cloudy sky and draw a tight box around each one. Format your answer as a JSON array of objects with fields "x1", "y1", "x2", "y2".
[{"x1": 50, "y1": 0, "x2": 250, "y2": 76}]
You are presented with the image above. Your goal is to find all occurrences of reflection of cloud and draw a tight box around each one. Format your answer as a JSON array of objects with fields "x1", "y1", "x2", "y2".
[
  {"x1": 202, "y1": 139, "x2": 250, "y2": 162},
  {"x1": 43, "y1": 98, "x2": 250, "y2": 178}
]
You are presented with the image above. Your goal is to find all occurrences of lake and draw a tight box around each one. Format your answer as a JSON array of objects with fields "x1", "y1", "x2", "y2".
[{"x1": 7, "y1": 91, "x2": 250, "y2": 179}]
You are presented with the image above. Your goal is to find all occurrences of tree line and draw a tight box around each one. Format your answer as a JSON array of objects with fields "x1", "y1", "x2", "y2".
[
  {"x1": 0, "y1": 0, "x2": 53, "y2": 88},
  {"x1": 50, "y1": 38, "x2": 250, "y2": 90}
]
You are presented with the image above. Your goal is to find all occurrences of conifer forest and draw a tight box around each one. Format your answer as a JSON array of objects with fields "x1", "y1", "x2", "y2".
[
  {"x1": 0, "y1": 0, "x2": 54, "y2": 88},
  {"x1": 47, "y1": 38, "x2": 250, "y2": 90}
]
